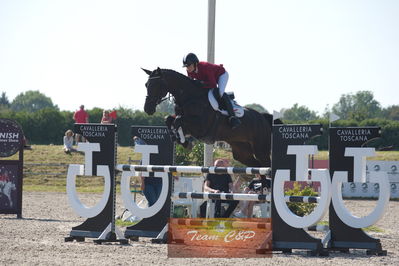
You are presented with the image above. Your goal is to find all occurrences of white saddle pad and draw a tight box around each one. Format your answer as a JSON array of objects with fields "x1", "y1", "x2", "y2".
[{"x1": 208, "y1": 89, "x2": 244, "y2": 118}]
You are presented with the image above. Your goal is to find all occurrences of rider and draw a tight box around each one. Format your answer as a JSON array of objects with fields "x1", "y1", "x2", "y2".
[{"x1": 182, "y1": 53, "x2": 241, "y2": 129}]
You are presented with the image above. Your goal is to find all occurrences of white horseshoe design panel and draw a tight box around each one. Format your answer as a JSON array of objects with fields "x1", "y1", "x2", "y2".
[
  {"x1": 121, "y1": 170, "x2": 169, "y2": 219},
  {"x1": 67, "y1": 164, "x2": 111, "y2": 218},
  {"x1": 332, "y1": 171, "x2": 390, "y2": 228},
  {"x1": 287, "y1": 145, "x2": 318, "y2": 181},
  {"x1": 273, "y1": 169, "x2": 331, "y2": 228}
]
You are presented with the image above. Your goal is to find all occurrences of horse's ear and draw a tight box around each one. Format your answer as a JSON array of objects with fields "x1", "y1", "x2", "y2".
[
  {"x1": 156, "y1": 67, "x2": 162, "y2": 74},
  {"x1": 141, "y1": 68, "x2": 152, "y2": 75}
]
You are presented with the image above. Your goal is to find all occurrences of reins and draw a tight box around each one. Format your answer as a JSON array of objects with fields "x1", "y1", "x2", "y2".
[{"x1": 156, "y1": 93, "x2": 173, "y2": 105}]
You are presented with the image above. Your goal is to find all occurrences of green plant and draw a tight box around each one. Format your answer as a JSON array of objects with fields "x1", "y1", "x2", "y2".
[
  {"x1": 285, "y1": 182, "x2": 318, "y2": 217},
  {"x1": 175, "y1": 141, "x2": 204, "y2": 165},
  {"x1": 172, "y1": 206, "x2": 189, "y2": 218}
]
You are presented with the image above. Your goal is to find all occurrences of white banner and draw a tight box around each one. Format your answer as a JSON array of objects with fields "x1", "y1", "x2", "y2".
[{"x1": 341, "y1": 161, "x2": 399, "y2": 199}]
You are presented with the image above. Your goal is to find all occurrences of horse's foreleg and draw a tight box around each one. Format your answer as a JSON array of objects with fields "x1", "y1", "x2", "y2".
[
  {"x1": 165, "y1": 115, "x2": 175, "y2": 130},
  {"x1": 172, "y1": 116, "x2": 185, "y2": 143},
  {"x1": 171, "y1": 116, "x2": 194, "y2": 149}
]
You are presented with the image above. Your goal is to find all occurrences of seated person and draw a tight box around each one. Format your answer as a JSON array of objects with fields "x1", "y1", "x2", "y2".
[
  {"x1": 63, "y1": 130, "x2": 77, "y2": 154},
  {"x1": 23, "y1": 136, "x2": 32, "y2": 150},
  {"x1": 200, "y1": 159, "x2": 239, "y2": 218},
  {"x1": 234, "y1": 174, "x2": 271, "y2": 218},
  {"x1": 101, "y1": 110, "x2": 114, "y2": 124},
  {"x1": 133, "y1": 136, "x2": 162, "y2": 207}
]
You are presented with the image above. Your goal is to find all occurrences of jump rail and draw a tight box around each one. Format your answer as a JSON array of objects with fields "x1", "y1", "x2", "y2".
[
  {"x1": 172, "y1": 192, "x2": 320, "y2": 203},
  {"x1": 116, "y1": 164, "x2": 271, "y2": 175}
]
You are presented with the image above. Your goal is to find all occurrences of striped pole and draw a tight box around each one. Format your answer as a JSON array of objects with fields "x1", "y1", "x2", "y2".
[
  {"x1": 285, "y1": 195, "x2": 320, "y2": 204},
  {"x1": 116, "y1": 164, "x2": 271, "y2": 175},
  {"x1": 173, "y1": 192, "x2": 270, "y2": 201},
  {"x1": 173, "y1": 192, "x2": 320, "y2": 203}
]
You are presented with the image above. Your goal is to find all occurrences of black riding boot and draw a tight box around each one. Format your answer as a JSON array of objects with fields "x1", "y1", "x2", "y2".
[{"x1": 222, "y1": 94, "x2": 241, "y2": 129}]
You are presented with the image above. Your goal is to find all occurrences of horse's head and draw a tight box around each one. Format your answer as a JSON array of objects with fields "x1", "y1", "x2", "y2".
[{"x1": 142, "y1": 67, "x2": 168, "y2": 115}]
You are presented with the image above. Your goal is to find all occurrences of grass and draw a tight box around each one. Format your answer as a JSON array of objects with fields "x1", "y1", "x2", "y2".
[
  {"x1": 4, "y1": 145, "x2": 399, "y2": 192},
  {"x1": 115, "y1": 219, "x2": 139, "y2": 227},
  {"x1": 312, "y1": 150, "x2": 399, "y2": 161},
  {"x1": 314, "y1": 221, "x2": 384, "y2": 233},
  {"x1": 6, "y1": 145, "x2": 142, "y2": 193}
]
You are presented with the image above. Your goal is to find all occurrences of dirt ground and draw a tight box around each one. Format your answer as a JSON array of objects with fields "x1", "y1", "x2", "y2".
[{"x1": 0, "y1": 192, "x2": 398, "y2": 265}]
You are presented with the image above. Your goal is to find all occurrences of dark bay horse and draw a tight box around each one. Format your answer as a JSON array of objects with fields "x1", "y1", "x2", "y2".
[{"x1": 142, "y1": 67, "x2": 279, "y2": 168}]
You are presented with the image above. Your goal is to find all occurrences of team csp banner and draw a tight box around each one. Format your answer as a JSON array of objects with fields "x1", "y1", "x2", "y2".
[{"x1": 168, "y1": 218, "x2": 272, "y2": 258}]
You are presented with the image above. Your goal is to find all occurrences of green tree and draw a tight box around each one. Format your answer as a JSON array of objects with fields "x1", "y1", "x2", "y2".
[
  {"x1": 11, "y1": 90, "x2": 58, "y2": 112},
  {"x1": 31, "y1": 108, "x2": 66, "y2": 144},
  {"x1": 0, "y1": 92, "x2": 10, "y2": 109},
  {"x1": 283, "y1": 103, "x2": 318, "y2": 121},
  {"x1": 115, "y1": 107, "x2": 166, "y2": 146},
  {"x1": 332, "y1": 91, "x2": 382, "y2": 121},
  {"x1": 244, "y1": 103, "x2": 268, "y2": 113},
  {"x1": 382, "y1": 105, "x2": 399, "y2": 121},
  {"x1": 156, "y1": 99, "x2": 175, "y2": 114},
  {"x1": 87, "y1": 107, "x2": 103, "y2": 124}
]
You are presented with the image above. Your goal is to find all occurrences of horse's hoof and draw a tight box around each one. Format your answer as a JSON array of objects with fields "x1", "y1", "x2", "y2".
[
  {"x1": 182, "y1": 141, "x2": 193, "y2": 150},
  {"x1": 170, "y1": 135, "x2": 178, "y2": 142}
]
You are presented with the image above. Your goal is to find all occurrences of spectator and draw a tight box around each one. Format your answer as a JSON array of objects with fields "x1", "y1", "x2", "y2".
[
  {"x1": 234, "y1": 174, "x2": 271, "y2": 218},
  {"x1": 133, "y1": 136, "x2": 147, "y2": 146},
  {"x1": 63, "y1": 130, "x2": 77, "y2": 154},
  {"x1": 73, "y1": 105, "x2": 89, "y2": 143},
  {"x1": 200, "y1": 159, "x2": 239, "y2": 218},
  {"x1": 101, "y1": 110, "x2": 113, "y2": 124},
  {"x1": 134, "y1": 136, "x2": 163, "y2": 207},
  {"x1": 23, "y1": 136, "x2": 32, "y2": 150}
]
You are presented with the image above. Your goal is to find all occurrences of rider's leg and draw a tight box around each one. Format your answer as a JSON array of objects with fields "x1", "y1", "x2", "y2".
[
  {"x1": 222, "y1": 93, "x2": 241, "y2": 129},
  {"x1": 217, "y1": 72, "x2": 229, "y2": 96},
  {"x1": 218, "y1": 71, "x2": 241, "y2": 129}
]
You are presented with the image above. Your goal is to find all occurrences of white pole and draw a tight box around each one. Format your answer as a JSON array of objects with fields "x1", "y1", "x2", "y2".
[{"x1": 204, "y1": 0, "x2": 216, "y2": 167}]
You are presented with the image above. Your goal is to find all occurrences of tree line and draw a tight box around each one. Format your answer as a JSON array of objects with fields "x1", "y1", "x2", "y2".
[{"x1": 1, "y1": 90, "x2": 398, "y2": 149}]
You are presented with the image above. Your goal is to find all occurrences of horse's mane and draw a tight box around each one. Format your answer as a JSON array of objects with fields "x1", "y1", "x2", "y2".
[{"x1": 161, "y1": 68, "x2": 204, "y2": 89}]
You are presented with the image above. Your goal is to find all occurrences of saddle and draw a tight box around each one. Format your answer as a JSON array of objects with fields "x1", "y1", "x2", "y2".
[{"x1": 208, "y1": 89, "x2": 244, "y2": 118}]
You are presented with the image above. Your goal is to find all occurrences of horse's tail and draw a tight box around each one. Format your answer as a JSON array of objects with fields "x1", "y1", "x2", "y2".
[{"x1": 262, "y1": 113, "x2": 283, "y2": 127}]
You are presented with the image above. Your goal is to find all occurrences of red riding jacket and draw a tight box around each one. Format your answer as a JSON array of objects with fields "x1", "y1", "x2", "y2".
[{"x1": 187, "y1": 61, "x2": 226, "y2": 89}]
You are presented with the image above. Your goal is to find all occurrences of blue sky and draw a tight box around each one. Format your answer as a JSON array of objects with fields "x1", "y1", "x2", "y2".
[{"x1": 0, "y1": 0, "x2": 398, "y2": 115}]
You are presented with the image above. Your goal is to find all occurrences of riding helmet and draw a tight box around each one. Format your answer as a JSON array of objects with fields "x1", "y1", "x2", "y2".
[{"x1": 183, "y1": 53, "x2": 199, "y2": 67}]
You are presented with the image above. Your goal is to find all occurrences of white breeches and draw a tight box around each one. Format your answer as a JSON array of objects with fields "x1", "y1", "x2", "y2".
[{"x1": 217, "y1": 71, "x2": 229, "y2": 96}]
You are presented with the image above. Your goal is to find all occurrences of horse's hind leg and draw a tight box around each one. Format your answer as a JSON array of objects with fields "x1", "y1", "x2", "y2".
[{"x1": 230, "y1": 142, "x2": 263, "y2": 167}]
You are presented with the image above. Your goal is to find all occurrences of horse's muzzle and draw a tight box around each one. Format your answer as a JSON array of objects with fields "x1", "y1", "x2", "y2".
[
  {"x1": 144, "y1": 102, "x2": 156, "y2": 115},
  {"x1": 144, "y1": 106, "x2": 155, "y2": 115}
]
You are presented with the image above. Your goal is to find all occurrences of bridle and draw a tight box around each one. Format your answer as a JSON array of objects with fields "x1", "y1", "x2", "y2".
[{"x1": 146, "y1": 75, "x2": 173, "y2": 105}]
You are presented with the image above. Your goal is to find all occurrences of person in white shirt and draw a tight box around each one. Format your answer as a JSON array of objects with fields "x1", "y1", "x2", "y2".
[{"x1": 63, "y1": 130, "x2": 77, "y2": 154}]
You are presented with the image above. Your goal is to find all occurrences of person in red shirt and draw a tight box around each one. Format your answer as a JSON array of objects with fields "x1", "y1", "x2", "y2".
[
  {"x1": 73, "y1": 105, "x2": 89, "y2": 124},
  {"x1": 183, "y1": 53, "x2": 241, "y2": 129},
  {"x1": 73, "y1": 105, "x2": 89, "y2": 142}
]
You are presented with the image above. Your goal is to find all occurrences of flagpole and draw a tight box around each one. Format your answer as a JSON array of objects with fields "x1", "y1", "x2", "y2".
[{"x1": 204, "y1": 0, "x2": 216, "y2": 167}]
